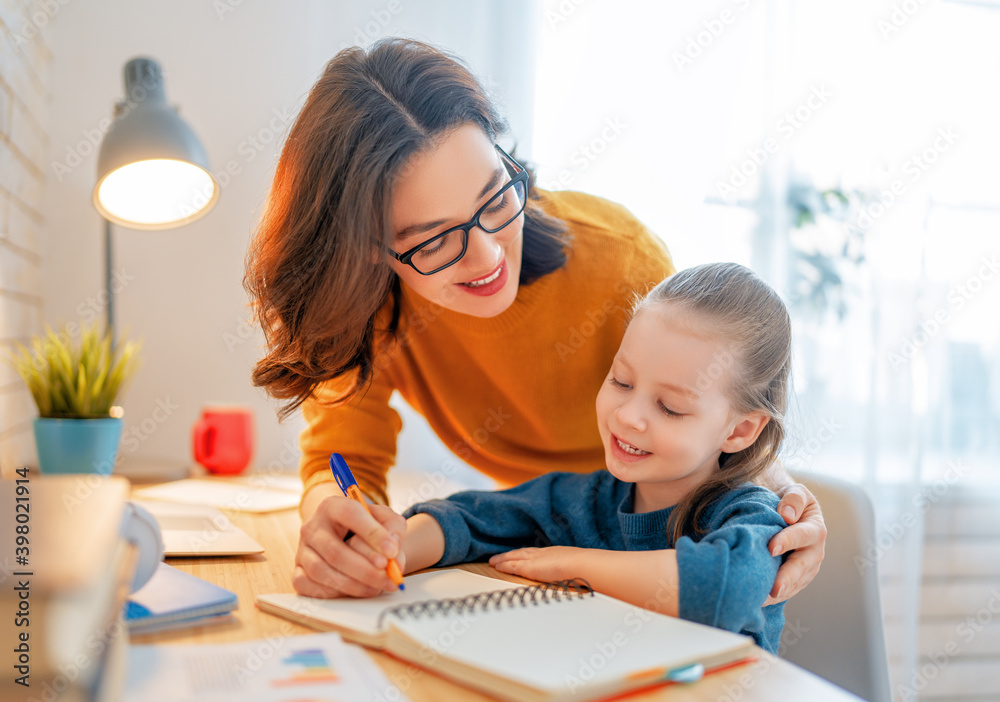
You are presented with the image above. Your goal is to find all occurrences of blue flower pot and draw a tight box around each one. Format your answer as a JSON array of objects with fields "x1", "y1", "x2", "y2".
[{"x1": 33, "y1": 417, "x2": 124, "y2": 475}]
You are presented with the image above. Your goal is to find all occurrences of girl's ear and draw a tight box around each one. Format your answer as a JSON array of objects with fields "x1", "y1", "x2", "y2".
[{"x1": 721, "y1": 412, "x2": 770, "y2": 453}]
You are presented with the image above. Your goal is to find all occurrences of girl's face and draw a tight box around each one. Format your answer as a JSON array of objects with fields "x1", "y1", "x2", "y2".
[
  {"x1": 388, "y1": 124, "x2": 523, "y2": 318},
  {"x1": 595, "y1": 304, "x2": 765, "y2": 510}
]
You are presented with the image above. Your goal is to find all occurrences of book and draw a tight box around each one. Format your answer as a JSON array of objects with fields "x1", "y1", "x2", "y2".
[
  {"x1": 256, "y1": 569, "x2": 756, "y2": 702},
  {"x1": 125, "y1": 563, "x2": 238, "y2": 634},
  {"x1": 1, "y1": 475, "x2": 136, "y2": 702},
  {"x1": 132, "y1": 499, "x2": 264, "y2": 556}
]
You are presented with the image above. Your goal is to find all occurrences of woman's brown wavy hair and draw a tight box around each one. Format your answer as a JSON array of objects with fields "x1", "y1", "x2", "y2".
[
  {"x1": 633, "y1": 263, "x2": 792, "y2": 545},
  {"x1": 244, "y1": 38, "x2": 568, "y2": 420}
]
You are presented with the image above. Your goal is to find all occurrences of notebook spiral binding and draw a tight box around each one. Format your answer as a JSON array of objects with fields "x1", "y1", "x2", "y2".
[{"x1": 377, "y1": 578, "x2": 594, "y2": 628}]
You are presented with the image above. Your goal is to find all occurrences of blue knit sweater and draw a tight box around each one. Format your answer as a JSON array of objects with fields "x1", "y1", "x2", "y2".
[{"x1": 404, "y1": 471, "x2": 787, "y2": 652}]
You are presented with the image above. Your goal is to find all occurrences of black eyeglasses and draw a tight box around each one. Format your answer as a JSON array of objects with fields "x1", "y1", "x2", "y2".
[{"x1": 387, "y1": 145, "x2": 529, "y2": 275}]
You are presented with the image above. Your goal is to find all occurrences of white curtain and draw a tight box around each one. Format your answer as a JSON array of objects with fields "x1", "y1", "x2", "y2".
[
  {"x1": 346, "y1": 5, "x2": 1000, "y2": 693},
  {"x1": 531, "y1": 1, "x2": 1000, "y2": 699}
]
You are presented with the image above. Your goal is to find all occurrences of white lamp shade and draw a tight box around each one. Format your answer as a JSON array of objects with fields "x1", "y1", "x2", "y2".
[
  {"x1": 96, "y1": 159, "x2": 217, "y2": 228},
  {"x1": 93, "y1": 58, "x2": 219, "y2": 230}
]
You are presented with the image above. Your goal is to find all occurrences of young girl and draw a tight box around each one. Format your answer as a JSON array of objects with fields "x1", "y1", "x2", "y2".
[{"x1": 382, "y1": 262, "x2": 792, "y2": 652}]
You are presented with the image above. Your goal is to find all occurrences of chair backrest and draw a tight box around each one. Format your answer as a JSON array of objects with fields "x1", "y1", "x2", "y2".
[{"x1": 781, "y1": 472, "x2": 892, "y2": 702}]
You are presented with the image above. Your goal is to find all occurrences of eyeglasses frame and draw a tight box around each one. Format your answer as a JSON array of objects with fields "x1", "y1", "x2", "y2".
[{"x1": 386, "y1": 144, "x2": 529, "y2": 276}]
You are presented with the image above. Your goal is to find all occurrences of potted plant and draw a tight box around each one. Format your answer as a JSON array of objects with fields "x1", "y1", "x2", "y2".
[
  {"x1": 786, "y1": 177, "x2": 872, "y2": 322},
  {"x1": 6, "y1": 322, "x2": 141, "y2": 475}
]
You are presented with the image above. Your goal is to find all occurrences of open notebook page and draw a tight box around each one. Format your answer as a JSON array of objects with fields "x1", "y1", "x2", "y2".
[
  {"x1": 256, "y1": 569, "x2": 519, "y2": 643},
  {"x1": 385, "y1": 590, "x2": 755, "y2": 701}
]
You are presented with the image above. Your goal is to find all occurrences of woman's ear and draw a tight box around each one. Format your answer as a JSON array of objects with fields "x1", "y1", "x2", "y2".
[{"x1": 721, "y1": 412, "x2": 770, "y2": 453}]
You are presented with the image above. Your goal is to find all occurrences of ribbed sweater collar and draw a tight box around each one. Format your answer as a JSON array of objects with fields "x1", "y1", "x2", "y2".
[{"x1": 616, "y1": 485, "x2": 675, "y2": 536}]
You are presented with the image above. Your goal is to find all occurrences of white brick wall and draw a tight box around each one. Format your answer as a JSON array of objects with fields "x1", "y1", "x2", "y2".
[{"x1": 0, "y1": 0, "x2": 51, "y2": 480}]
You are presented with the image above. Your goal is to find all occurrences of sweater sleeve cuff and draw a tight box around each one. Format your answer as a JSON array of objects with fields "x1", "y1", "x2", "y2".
[
  {"x1": 403, "y1": 501, "x2": 472, "y2": 567},
  {"x1": 298, "y1": 473, "x2": 388, "y2": 524},
  {"x1": 301, "y1": 470, "x2": 333, "y2": 500},
  {"x1": 675, "y1": 536, "x2": 728, "y2": 628}
]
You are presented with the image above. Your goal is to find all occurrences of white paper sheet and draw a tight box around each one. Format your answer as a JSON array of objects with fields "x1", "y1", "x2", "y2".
[
  {"x1": 133, "y1": 478, "x2": 300, "y2": 513},
  {"x1": 125, "y1": 632, "x2": 408, "y2": 702}
]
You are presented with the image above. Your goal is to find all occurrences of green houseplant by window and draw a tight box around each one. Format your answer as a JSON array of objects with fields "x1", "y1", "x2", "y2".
[{"x1": 7, "y1": 322, "x2": 140, "y2": 475}]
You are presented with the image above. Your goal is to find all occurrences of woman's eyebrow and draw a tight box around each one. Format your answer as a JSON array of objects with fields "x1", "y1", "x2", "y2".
[
  {"x1": 476, "y1": 165, "x2": 504, "y2": 201},
  {"x1": 397, "y1": 218, "x2": 449, "y2": 242},
  {"x1": 396, "y1": 165, "x2": 504, "y2": 241}
]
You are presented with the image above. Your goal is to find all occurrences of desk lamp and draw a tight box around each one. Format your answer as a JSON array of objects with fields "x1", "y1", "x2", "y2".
[{"x1": 93, "y1": 57, "x2": 219, "y2": 341}]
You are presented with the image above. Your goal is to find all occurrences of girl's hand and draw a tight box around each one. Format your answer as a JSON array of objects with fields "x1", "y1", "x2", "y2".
[
  {"x1": 765, "y1": 483, "x2": 827, "y2": 605},
  {"x1": 293, "y1": 494, "x2": 406, "y2": 599},
  {"x1": 488, "y1": 546, "x2": 587, "y2": 583}
]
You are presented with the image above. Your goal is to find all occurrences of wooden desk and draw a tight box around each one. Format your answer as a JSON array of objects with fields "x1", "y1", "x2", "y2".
[{"x1": 130, "y1": 501, "x2": 861, "y2": 702}]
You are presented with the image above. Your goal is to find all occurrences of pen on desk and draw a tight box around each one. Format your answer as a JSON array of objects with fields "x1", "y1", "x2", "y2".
[{"x1": 329, "y1": 453, "x2": 405, "y2": 591}]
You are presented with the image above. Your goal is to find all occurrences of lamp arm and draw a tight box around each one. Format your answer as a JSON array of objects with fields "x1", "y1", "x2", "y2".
[{"x1": 104, "y1": 218, "x2": 115, "y2": 346}]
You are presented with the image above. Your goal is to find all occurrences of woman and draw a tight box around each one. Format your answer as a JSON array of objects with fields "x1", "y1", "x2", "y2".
[{"x1": 244, "y1": 37, "x2": 827, "y2": 601}]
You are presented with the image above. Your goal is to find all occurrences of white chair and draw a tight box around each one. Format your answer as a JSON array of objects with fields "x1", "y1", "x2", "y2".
[{"x1": 781, "y1": 472, "x2": 892, "y2": 702}]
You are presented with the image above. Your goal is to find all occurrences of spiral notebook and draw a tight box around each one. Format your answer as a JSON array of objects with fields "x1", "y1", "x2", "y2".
[{"x1": 256, "y1": 569, "x2": 755, "y2": 702}]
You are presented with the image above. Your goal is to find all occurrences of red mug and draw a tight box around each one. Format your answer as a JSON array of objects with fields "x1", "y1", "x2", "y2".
[{"x1": 192, "y1": 406, "x2": 254, "y2": 475}]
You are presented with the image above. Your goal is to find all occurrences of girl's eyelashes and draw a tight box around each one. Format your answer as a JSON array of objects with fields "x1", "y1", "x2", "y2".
[
  {"x1": 658, "y1": 402, "x2": 682, "y2": 417},
  {"x1": 610, "y1": 376, "x2": 683, "y2": 417}
]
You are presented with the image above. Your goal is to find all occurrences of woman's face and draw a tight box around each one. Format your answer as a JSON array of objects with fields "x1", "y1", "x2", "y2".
[{"x1": 388, "y1": 124, "x2": 524, "y2": 318}]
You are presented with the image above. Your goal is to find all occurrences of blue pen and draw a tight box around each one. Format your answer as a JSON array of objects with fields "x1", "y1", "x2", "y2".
[{"x1": 330, "y1": 453, "x2": 405, "y2": 590}]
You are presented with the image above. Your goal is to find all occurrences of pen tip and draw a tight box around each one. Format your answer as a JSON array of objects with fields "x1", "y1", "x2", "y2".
[{"x1": 398, "y1": 584, "x2": 405, "y2": 591}]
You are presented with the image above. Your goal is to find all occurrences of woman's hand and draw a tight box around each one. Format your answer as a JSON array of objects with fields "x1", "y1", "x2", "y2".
[
  {"x1": 488, "y1": 546, "x2": 586, "y2": 583},
  {"x1": 293, "y1": 492, "x2": 406, "y2": 599},
  {"x1": 765, "y1": 483, "x2": 827, "y2": 605}
]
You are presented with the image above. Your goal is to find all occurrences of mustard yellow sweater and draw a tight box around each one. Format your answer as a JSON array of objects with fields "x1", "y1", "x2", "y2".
[{"x1": 299, "y1": 190, "x2": 675, "y2": 504}]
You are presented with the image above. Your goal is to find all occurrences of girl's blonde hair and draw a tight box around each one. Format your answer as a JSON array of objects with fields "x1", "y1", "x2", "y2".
[{"x1": 634, "y1": 262, "x2": 791, "y2": 544}]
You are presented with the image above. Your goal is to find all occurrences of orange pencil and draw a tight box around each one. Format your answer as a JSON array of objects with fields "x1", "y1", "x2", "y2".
[{"x1": 330, "y1": 453, "x2": 405, "y2": 590}]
